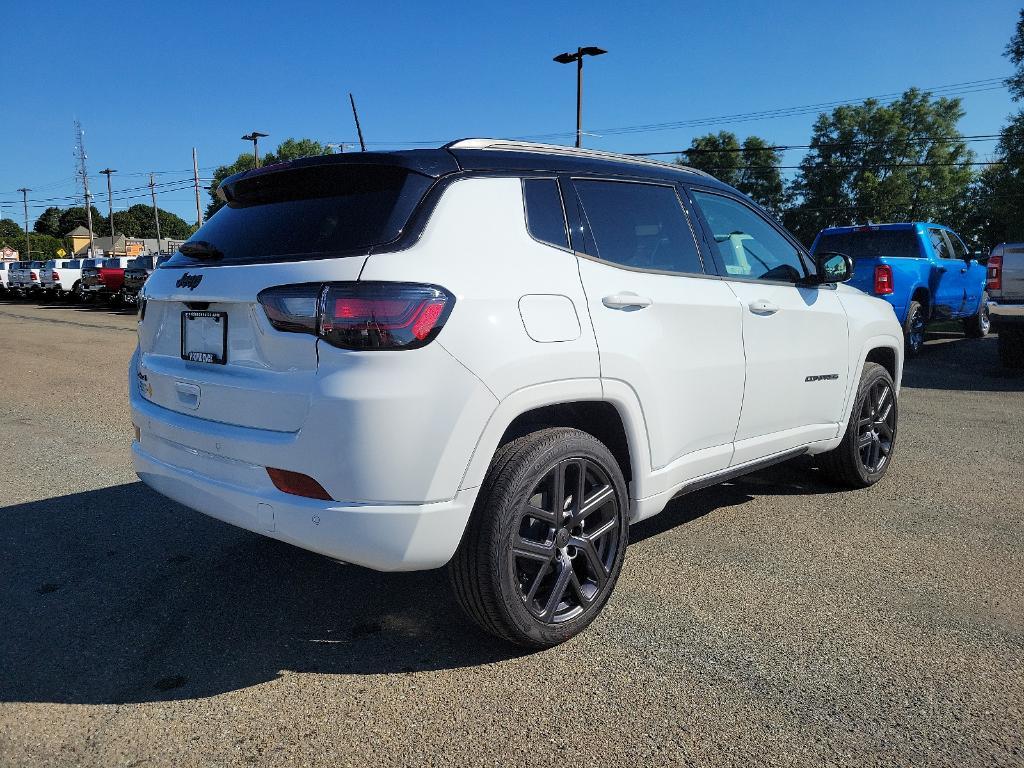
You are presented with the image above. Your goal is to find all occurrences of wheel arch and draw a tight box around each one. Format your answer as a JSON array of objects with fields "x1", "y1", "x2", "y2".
[
  {"x1": 910, "y1": 285, "x2": 930, "y2": 318},
  {"x1": 458, "y1": 379, "x2": 651, "y2": 501}
]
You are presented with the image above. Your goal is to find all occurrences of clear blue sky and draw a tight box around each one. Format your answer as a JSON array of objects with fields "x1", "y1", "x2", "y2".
[{"x1": 1, "y1": 0, "x2": 1020, "y2": 225}]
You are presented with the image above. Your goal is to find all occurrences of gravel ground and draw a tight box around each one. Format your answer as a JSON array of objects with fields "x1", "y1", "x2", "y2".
[{"x1": 0, "y1": 300, "x2": 1021, "y2": 767}]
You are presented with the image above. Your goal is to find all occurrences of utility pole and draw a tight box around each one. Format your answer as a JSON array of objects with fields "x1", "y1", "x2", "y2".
[
  {"x1": 16, "y1": 187, "x2": 30, "y2": 259},
  {"x1": 74, "y1": 120, "x2": 96, "y2": 257},
  {"x1": 349, "y1": 93, "x2": 366, "y2": 152},
  {"x1": 149, "y1": 173, "x2": 162, "y2": 251},
  {"x1": 99, "y1": 168, "x2": 117, "y2": 252},
  {"x1": 241, "y1": 131, "x2": 268, "y2": 168},
  {"x1": 192, "y1": 147, "x2": 203, "y2": 228}
]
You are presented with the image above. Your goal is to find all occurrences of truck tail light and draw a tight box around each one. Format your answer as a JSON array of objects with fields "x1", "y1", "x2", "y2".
[
  {"x1": 52, "y1": 271, "x2": 59, "y2": 281},
  {"x1": 29, "y1": 271, "x2": 37, "y2": 280},
  {"x1": 987, "y1": 253, "x2": 1003, "y2": 291},
  {"x1": 874, "y1": 265, "x2": 894, "y2": 295},
  {"x1": 257, "y1": 282, "x2": 455, "y2": 351},
  {"x1": 266, "y1": 467, "x2": 332, "y2": 500}
]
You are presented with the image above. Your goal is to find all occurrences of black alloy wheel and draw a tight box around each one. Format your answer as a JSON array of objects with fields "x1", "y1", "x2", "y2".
[
  {"x1": 449, "y1": 427, "x2": 629, "y2": 648},
  {"x1": 856, "y1": 377, "x2": 896, "y2": 474},
  {"x1": 511, "y1": 456, "x2": 622, "y2": 624}
]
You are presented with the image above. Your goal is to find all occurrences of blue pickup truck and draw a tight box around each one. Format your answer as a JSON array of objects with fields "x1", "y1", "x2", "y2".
[{"x1": 811, "y1": 223, "x2": 989, "y2": 355}]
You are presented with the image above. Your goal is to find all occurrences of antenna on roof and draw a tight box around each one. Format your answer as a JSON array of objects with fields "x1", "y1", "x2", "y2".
[{"x1": 349, "y1": 93, "x2": 366, "y2": 152}]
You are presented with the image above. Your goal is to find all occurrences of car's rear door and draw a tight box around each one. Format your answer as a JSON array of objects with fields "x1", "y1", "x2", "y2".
[
  {"x1": 687, "y1": 188, "x2": 850, "y2": 465},
  {"x1": 945, "y1": 230, "x2": 985, "y2": 316},
  {"x1": 566, "y1": 176, "x2": 745, "y2": 483}
]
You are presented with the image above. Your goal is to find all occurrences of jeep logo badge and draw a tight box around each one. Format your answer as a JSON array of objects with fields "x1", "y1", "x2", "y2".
[{"x1": 176, "y1": 272, "x2": 203, "y2": 291}]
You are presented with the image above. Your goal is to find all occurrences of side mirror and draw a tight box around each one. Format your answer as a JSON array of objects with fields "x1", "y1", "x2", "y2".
[{"x1": 808, "y1": 251, "x2": 853, "y2": 284}]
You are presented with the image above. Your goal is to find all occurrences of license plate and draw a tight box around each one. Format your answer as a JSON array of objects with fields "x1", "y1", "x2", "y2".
[{"x1": 181, "y1": 311, "x2": 228, "y2": 364}]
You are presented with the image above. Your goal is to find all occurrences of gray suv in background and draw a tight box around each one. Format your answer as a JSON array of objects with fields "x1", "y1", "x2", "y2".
[{"x1": 987, "y1": 244, "x2": 1024, "y2": 368}]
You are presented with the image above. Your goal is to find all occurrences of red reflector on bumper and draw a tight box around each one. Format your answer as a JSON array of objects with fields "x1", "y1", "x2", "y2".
[{"x1": 266, "y1": 467, "x2": 333, "y2": 500}]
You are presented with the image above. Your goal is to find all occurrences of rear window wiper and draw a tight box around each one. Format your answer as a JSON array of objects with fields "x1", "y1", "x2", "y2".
[{"x1": 179, "y1": 241, "x2": 224, "y2": 260}]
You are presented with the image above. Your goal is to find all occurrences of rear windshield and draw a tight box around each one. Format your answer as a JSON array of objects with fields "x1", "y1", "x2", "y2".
[
  {"x1": 129, "y1": 256, "x2": 154, "y2": 269},
  {"x1": 813, "y1": 230, "x2": 921, "y2": 259},
  {"x1": 165, "y1": 164, "x2": 433, "y2": 267},
  {"x1": 30, "y1": 261, "x2": 44, "y2": 268},
  {"x1": 102, "y1": 258, "x2": 123, "y2": 268},
  {"x1": 82, "y1": 259, "x2": 100, "y2": 268}
]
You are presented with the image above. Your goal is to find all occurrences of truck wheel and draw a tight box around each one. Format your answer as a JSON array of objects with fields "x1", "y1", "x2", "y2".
[
  {"x1": 70, "y1": 282, "x2": 83, "y2": 303},
  {"x1": 448, "y1": 427, "x2": 629, "y2": 648},
  {"x1": 818, "y1": 362, "x2": 898, "y2": 489},
  {"x1": 903, "y1": 301, "x2": 925, "y2": 356},
  {"x1": 998, "y1": 328, "x2": 1024, "y2": 369},
  {"x1": 963, "y1": 292, "x2": 991, "y2": 338}
]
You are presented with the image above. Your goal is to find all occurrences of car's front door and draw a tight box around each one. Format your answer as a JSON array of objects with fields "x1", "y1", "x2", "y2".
[
  {"x1": 566, "y1": 177, "x2": 746, "y2": 484},
  {"x1": 944, "y1": 230, "x2": 985, "y2": 316},
  {"x1": 687, "y1": 188, "x2": 850, "y2": 465},
  {"x1": 928, "y1": 227, "x2": 966, "y2": 318}
]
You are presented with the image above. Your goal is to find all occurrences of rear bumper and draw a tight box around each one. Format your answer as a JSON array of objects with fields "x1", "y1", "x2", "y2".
[
  {"x1": 133, "y1": 438, "x2": 477, "y2": 571},
  {"x1": 989, "y1": 300, "x2": 1024, "y2": 327}
]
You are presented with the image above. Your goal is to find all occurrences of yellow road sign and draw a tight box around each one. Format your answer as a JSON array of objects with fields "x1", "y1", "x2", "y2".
[{"x1": 56, "y1": 248, "x2": 67, "y2": 257}]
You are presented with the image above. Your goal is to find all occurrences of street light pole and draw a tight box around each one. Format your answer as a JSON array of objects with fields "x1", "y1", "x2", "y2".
[
  {"x1": 553, "y1": 46, "x2": 607, "y2": 148},
  {"x1": 241, "y1": 131, "x2": 269, "y2": 168}
]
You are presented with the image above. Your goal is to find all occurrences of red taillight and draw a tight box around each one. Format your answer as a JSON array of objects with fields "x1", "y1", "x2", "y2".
[
  {"x1": 29, "y1": 271, "x2": 37, "y2": 280},
  {"x1": 874, "y1": 264, "x2": 894, "y2": 295},
  {"x1": 987, "y1": 253, "x2": 1003, "y2": 291},
  {"x1": 266, "y1": 467, "x2": 332, "y2": 500},
  {"x1": 257, "y1": 282, "x2": 454, "y2": 351},
  {"x1": 51, "y1": 271, "x2": 59, "y2": 281}
]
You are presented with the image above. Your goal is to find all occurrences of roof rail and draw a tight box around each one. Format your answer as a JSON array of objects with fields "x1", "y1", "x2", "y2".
[{"x1": 444, "y1": 138, "x2": 711, "y2": 177}]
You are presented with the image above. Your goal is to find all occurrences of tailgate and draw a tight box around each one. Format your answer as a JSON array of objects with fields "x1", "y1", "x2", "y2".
[
  {"x1": 1000, "y1": 247, "x2": 1024, "y2": 301},
  {"x1": 847, "y1": 257, "x2": 881, "y2": 294},
  {"x1": 136, "y1": 258, "x2": 366, "y2": 432}
]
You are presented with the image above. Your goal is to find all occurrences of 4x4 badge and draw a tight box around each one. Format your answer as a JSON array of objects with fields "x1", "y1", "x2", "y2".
[{"x1": 176, "y1": 273, "x2": 203, "y2": 290}]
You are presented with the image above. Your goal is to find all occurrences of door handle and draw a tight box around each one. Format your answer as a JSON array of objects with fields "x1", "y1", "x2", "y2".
[
  {"x1": 748, "y1": 299, "x2": 779, "y2": 316},
  {"x1": 960, "y1": 267, "x2": 968, "y2": 274},
  {"x1": 602, "y1": 293, "x2": 653, "y2": 309},
  {"x1": 937, "y1": 266, "x2": 948, "y2": 274}
]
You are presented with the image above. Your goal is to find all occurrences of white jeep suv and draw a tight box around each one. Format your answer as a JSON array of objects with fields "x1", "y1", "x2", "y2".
[{"x1": 131, "y1": 140, "x2": 903, "y2": 647}]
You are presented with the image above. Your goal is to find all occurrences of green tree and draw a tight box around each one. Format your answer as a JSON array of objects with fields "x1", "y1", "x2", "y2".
[
  {"x1": 33, "y1": 207, "x2": 64, "y2": 237},
  {"x1": 968, "y1": 10, "x2": 1024, "y2": 246},
  {"x1": 205, "y1": 138, "x2": 333, "y2": 219},
  {"x1": 679, "y1": 132, "x2": 785, "y2": 212},
  {"x1": 0, "y1": 218, "x2": 22, "y2": 242},
  {"x1": 113, "y1": 204, "x2": 192, "y2": 240},
  {"x1": 57, "y1": 206, "x2": 107, "y2": 237},
  {"x1": 783, "y1": 89, "x2": 975, "y2": 245}
]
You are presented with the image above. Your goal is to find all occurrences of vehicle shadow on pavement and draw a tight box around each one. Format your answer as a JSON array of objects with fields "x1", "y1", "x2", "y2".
[
  {"x1": 903, "y1": 334, "x2": 1024, "y2": 392},
  {"x1": 631, "y1": 457, "x2": 836, "y2": 544},
  {"x1": 0, "y1": 482, "x2": 525, "y2": 705}
]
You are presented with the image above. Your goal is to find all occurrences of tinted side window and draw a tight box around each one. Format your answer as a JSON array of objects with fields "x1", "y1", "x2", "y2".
[
  {"x1": 523, "y1": 179, "x2": 569, "y2": 250},
  {"x1": 929, "y1": 228, "x2": 953, "y2": 259},
  {"x1": 691, "y1": 191, "x2": 806, "y2": 282},
  {"x1": 572, "y1": 180, "x2": 704, "y2": 274}
]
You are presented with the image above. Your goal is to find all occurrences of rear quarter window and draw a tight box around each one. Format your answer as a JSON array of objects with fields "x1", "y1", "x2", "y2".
[{"x1": 523, "y1": 178, "x2": 569, "y2": 250}]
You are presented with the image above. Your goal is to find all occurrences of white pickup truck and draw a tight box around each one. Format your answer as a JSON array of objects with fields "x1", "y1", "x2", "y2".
[
  {"x1": 0, "y1": 261, "x2": 18, "y2": 292},
  {"x1": 39, "y1": 258, "x2": 96, "y2": 301},
  {"x1": 8, "y1": 261, "x2": 44, "y2": 296},
  {"x1": 987, "y1": 243, "x2": 1024, "y2": 367}
]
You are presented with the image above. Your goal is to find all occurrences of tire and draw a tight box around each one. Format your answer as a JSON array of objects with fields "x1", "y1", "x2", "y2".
[
  {"x1": 963, "y1": 292, "x2": 991, "y2": 338},
  {"x1": 903, "y1": 300, "x2": 926, "y2": 357},
  {"x1": 818, "y1": 362, "x2": 898, "y2": 489},
  {"x1": 448, "y1": 427, "x2": 629, "y2": 648},
  {"x1": 998, "y1": 327, "x2": 1024, "y2": 369}
]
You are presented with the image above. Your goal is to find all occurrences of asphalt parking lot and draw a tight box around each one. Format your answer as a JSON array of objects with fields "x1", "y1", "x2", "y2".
[{"x1": 0, "y1": 299, "x2": 1021, "y2": 767}]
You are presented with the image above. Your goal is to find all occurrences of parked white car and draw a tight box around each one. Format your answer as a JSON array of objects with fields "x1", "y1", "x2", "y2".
[{"x1": 131, "y1": 139, "x2": 904, "y2": 647}]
